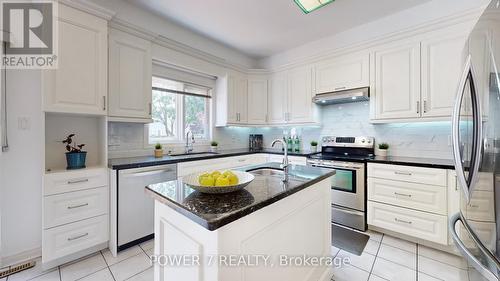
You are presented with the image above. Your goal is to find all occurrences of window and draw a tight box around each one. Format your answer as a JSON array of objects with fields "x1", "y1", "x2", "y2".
[{"x1": 149, "y1": 76, "x2": 210, "y2": 144}]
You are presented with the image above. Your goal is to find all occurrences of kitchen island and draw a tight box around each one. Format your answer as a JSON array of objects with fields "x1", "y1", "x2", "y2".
[{"x1": 145, "y1": 162, "x2": 335, "y2": 281}]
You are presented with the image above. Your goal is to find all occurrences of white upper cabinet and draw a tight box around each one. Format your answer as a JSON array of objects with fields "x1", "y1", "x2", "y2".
[
  {"x1": 421, "y1": 34, "x2": 468, "y2": 118},
  {"x1": 108, "y1": 29, "x2": 152, "y2": 121},
  {"x1": 315, "y1": 52, "x2": 369, "y2": 94},
  {"x1": 267, "y1": 72, "x2": 287, "y2": 124},
  {"x1": 247, "y1": 77, "x2": 268, "y2": 124},
  {"x1": 43, "y1": 4, "x2": 107, "y2": 115},
  {"x1": 373, "y1": 41, "x2": 421, "y2": 120},
  {"x1": 287, "y1": 66, "x2": 316, "y2": 123},
  {"x1": 217, "y1": 74, "x2": 248, "y2": 126}
]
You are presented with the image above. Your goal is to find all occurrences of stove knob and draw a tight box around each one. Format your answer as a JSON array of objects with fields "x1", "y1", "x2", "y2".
[{"x1": 361, "y1": 139, "x2": 366, "y2": 143}]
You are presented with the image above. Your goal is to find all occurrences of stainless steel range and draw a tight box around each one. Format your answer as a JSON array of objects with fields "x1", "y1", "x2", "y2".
[{"x1": 307, "y1": 136, "x2": 375, "y2": 231}]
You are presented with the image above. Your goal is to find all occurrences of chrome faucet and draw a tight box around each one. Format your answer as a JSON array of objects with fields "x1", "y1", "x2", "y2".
[
  {"x1": 185, "y1": 130, "x2": 195, "y2": 154},
  {"x1": 271, "y1": 139, "x2": 289, "y2": 182}
]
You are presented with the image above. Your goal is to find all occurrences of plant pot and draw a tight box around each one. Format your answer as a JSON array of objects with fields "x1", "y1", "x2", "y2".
[
  {"x1": 210, "y1": 146, "x2": 218, "y2": 153},
  {"x1": 66, "y1": 151, "x2": 87, "y2": 170},
  {"x1": 311, "y1": 145, "x2": 317, "y2": 153},
  {"x1": 154, "y1": 149, "x2": 163, "y2": 158},
  {"x1": 377, "y1": 149, "x2": 388, "y2": 157}
]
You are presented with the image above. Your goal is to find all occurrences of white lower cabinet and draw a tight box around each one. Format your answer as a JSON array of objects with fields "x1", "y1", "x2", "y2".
[
  {"x1": 42, "y1": 215, "x2": 108, "y2": 263},
  {"x1": 177, "y1": 154, "x2": 268, "y2": 177},
  {"x1": 42, "y1": 168, "x2": 109, "y2": 268},
  {"x1": 367, "y1": 163, "x2": 450, "y2": 245},
  {"x1": 267, "y1": 154, "x2": 307, "y2": 166},
  {"x1": 368, "y1": 201, "x2": 448, "y2": 245}
]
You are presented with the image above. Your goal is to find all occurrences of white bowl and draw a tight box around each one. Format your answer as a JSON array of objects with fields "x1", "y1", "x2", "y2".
[{"x1": 183, "y1": 170, "x2": 255, "y2": 194}]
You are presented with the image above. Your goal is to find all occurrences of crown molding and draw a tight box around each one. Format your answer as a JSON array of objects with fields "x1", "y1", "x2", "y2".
[
  {"x1": 57, "y1": 0, "x2": 115, "y2": 20},
  {"x1": 108, "y1": 18, "x2": 157, "y2": 41},
  {"x1": 264, "y1": 6, "x2": 485, "y2": 72}
]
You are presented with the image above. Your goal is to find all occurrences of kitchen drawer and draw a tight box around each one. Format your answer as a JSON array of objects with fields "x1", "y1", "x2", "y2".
[
  {"x1": 44, "y1": 168, "x2": 108, "y2": 196},
  {"x1": 368, "y1": 163, "x2": 447, "y2": 186},
  {"x1": 368, "y1": 178, "x2": 447, "y2": 215},
  {"x1": 177, "y1": 155, "x2": 267, "y2": 177},
  {"x1": 268, "y1": 154, "x2": 307, "y2": 165},
  {"x1": 463, "y1": 190, "x2": 495, "y2": 222},
  {"x1": 44, "y1": 186, "x2": 108, "y2": 229},
  {"x1": 367, "y1": 201, "x2": 448, "y2": 245},
  {"x1": 43, "y1": 215, "x2": 108, "y2": 262}
]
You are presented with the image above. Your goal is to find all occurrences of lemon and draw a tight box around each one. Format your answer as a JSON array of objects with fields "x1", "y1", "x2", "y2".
[
  {"x1": 199, "y1": 175, "x2": 215, "y2": 186},
  {"x1": 215, "y1": 176, "x2": 230, "y2": 186},
  {"x1": 223, "y1": 170, "x2": 235, "y2": 177},
  {"x1": 227, "y1": 174, "x2": 239, "y2": 185},
  {"x1": 198, "y1": 173, "x2": 210, "y2": 184}
]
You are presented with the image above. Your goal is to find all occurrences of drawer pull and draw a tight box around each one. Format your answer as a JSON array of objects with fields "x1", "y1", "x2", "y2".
[
  {"x1": 394, "y1": 218, "x2": 412, "y2": 225},
  {"x1": 67, "y1": 179, "x2": 89, "y2": 184},
  {"x1": 469, "y1": 204, "x2": 479, "y2": 208},
  {"x1": 238, "y1": 159, "x2": 246, "y2": 162},
  {"x1": 394, "y1": 192, "x2": 412, "y2": 198},
  {"x1": 334, "y1": 86, "x2": 346, "y2": 91},
  {"x1": 394, "y1": 171, "x2": 412, "y2": 176},
  {"x1": 67, "y1": 203, "x2": 89, "y2": 209},
  {"x1": 67, "y1": 232, "x2": 89, "y2": 241}
]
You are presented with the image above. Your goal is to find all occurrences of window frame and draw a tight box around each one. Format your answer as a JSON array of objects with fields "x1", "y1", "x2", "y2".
[{"x1": 145, "y1": 76, "x2": 212, "y2": 147}]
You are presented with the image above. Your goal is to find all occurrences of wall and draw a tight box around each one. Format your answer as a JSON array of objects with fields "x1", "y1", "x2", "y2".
[
  {"x1": 259, "y1": 0, "x2": 490, "y2": 69},
  {"x1": 0, "y1": 70, "x2": 43, "y2": 265},
  {"x1": 108, "y1": 122, "x2": 253, "y2": 158},
  {"x1": 88, "y1": 0, "x2": 258, "y2": 69},
  {"x1": 254, "y1": 102, "x2": 453, "y2": 159}
]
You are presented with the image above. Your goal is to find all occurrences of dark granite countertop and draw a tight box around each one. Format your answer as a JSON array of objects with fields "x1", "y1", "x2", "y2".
[
  {"x1": 109, "y1": 148, "x2": 318, "y2": 170},
  {"x1": 367, "y1": 156, "x2": 455, "y2": 170},
  {"x1": 145, "y1": 162, "x2": 335, "y2": 231}
]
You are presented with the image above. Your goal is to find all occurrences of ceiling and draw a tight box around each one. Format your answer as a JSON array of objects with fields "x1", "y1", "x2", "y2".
[{"x1": 128, "y1": 0, "x2": 433, "y2": 59}]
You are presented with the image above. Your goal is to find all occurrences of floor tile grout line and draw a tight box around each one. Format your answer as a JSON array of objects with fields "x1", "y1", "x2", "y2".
[
  {"x1": 100, "y1": 250, "x2": 117, "y2": 281},
  {"x1": 123, "y1": 266, "x2": 153, "y2": 281},
  {"x1": 416, "y1": 248, "x2": 468, "y2": 270}
]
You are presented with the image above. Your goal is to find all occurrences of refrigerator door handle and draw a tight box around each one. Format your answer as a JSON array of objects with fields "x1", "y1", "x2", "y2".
[
  {"x1": 449, "y1": 213, "x2": 499, "y2": 281},
  {"x1": 451, "y1": 55, "x2": 483, "y2": 203},
  {"x1": 1, "y1": 42, "x2": 7, "y2": 152}
]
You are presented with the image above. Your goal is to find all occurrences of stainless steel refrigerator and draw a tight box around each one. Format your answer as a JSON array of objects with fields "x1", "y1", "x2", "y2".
[{"x1": 449, "y1": 1, "x2": 500, "y2": 280}]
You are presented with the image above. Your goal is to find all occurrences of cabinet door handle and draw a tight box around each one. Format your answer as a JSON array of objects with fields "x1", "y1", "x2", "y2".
[
  {"x1": 103, "y1": 96, "x2": 106, "y2": 111},
  {"x1": 238, "y1": 159, "x2": 246, "y2": 162},
  {"x1": 67, "y1": 232, "x2": 89, "y2": 241},
  {"x1": 394, "y1": 218, "x2": 412, "y2": 225},
  {"x1": 394, "y1": 171, "x2": 412, "y2": 176},
  {"x1": 417, "y1": 101, "x2": 420, "y2": 114},
  {"x1": 149, "y1": 103, "x2": 152, "y2": 116},
  {"x1": 67, "y1": 203, "x2": 89, "y2": 209},
  {"x1": 67, "y1": 179, "x2": 89, "y2": 184},
  {"x1": 394, "y1": 192, "x2": 412, "y2": 198},
  {"x1": 334, "y1": 86, "x2": 346, "y2": 91},
  {"x1": 423, "y1": 100, "x2": 427, "y2": 113}
]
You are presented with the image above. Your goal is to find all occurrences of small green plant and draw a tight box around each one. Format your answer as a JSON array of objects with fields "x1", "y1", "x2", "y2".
[
  {"x1": 62, "y1": 134, "x2": 85, "y2": 153},
  {"x1": 378, "y1": 143, "x2": 389, "y2": 150},
  {"x1": 155, "y1": 143, "x2": 162, "y2": 150},
  {"x1": 210, "y1": 141, "x2": 218, "y2": 146},
  {"x1": 310, "y1": 141, "x2": 318, "y2": 146}
]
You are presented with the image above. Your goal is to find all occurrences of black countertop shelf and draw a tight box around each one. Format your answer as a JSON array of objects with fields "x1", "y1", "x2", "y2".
[
  {"x1": 145, "y1": 162, "x2": 335, "y2": 231},
  {"x1": 366, "y1": 156, "x2": 455, "y2": 170}
]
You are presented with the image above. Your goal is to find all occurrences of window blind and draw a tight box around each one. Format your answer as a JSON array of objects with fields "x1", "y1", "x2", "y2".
[{"x1": 152, "y1": 61, "x2": 216, "y2": 96}]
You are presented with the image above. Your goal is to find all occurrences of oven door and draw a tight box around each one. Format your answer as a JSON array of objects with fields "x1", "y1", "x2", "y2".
[{"x1": 308, "y1": 160, "x2": 365, "y2": 211}]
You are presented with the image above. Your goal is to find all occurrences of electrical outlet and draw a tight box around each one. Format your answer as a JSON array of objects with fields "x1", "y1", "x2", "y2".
[{"x1": 17, "y1": 117, "x2": 30, "y2": 130}]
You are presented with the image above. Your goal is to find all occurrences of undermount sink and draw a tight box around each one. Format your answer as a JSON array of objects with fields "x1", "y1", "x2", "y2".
[
  {"x1": 170, "y1": 152, "x2": 218, "y2": 157},
  {"x1": 247, "y1": 168, "x2": 285, "y2": 176}
]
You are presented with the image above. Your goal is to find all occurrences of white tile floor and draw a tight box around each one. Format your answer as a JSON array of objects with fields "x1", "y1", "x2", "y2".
[
  {"x1": 2, "y1": 241, "x2": 153, "y2": 281},
  {"x1": 331, "y1": 230, "x2": 474, "y2": 281},
  {"x1": 1, "y1": 230, "x2": 475, "y2": 281}
]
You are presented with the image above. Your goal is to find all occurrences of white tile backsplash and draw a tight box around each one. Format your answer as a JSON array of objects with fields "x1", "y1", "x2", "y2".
[{"x1": 108, "y1": 101, "x2": 453, "y2": 159}]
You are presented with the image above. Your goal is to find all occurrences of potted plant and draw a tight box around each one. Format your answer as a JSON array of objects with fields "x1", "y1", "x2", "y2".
[
  {"x1": 377, "y1": 143, "x2": 389, "y2": 157},
  {"x1": 62, "y1": 134, "x2": 86, "y2": 170},
  {"x1": 154, "y1": 143, "x2": 163, "y2": 158},
  {"x1": 210, "y1": 141, "x2": 218, "y2": 153},
  {"x1": 310, "y1": 140, "x2": 319, "y2": 153}
]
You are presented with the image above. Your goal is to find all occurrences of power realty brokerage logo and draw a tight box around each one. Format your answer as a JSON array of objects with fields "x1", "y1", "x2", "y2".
[{"x1": 1, "y1": 0, "x2": 58, "y2": 69}]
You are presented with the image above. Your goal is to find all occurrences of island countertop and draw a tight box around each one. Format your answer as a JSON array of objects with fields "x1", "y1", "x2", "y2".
[{"x1": 145, "y1": 162, "x2": 335, "y2": 231}]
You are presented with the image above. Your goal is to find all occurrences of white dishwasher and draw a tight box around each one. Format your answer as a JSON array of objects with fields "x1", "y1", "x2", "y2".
[{"x1": 117, "y1": 164, "x2": 177, "y2": 251}]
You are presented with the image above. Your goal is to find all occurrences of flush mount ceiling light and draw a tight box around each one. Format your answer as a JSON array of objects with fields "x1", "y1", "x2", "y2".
[{"x1": 294, "y1": 0, "x2": 335, "y2": 14}]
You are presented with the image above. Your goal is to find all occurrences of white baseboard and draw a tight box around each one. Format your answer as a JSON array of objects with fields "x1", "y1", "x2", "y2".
[{"x1": 1, "y1": 247, "x2": 41, "y2": 268}]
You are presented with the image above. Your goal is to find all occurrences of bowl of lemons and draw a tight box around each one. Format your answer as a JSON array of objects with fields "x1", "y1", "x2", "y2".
[{"x1": 183, "y1": 170, "x2": 255, "y2": 194}]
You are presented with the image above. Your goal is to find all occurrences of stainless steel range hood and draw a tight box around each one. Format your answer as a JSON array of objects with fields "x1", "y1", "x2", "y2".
[{"x1": 313, "y1": 87, "x2": 369, "y2": 105}]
